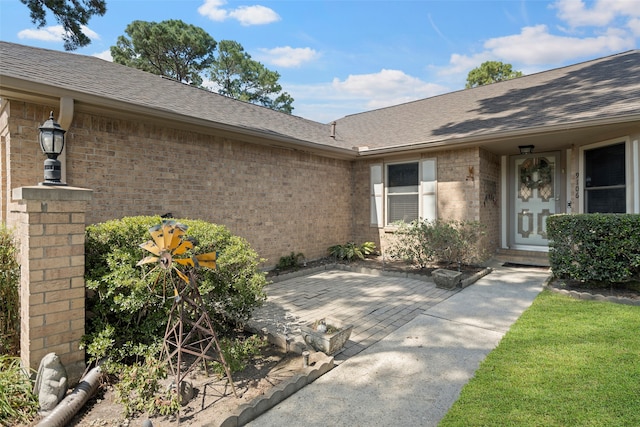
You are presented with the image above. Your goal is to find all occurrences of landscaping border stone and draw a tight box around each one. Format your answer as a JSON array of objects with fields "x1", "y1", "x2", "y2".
[
  {"x1": 218, "y1": 352, "x2": 334, "y2": 427},
  {"x1": 543, "y1": 281, "x2": 640, "y2": 306}
]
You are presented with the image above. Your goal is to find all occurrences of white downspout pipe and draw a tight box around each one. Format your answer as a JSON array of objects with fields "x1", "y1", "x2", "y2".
[{"x1": 56, "y1": 97, "x2": 74, "y2": 184}]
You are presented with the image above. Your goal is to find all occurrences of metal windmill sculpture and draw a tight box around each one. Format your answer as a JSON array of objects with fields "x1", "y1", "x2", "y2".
[{"x1": 137, "y1": 220, "x2": 238, "y2": 403}]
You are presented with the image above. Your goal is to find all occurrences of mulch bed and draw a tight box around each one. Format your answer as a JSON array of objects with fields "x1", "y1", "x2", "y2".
[{"x1": 268, "y1": 255, "x2": 485, "y2": 281}]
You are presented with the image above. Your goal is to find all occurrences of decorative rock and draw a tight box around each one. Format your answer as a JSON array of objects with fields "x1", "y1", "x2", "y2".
[
  {"x1": 33, "y1": 352, "x2": 68, "y2": 413},
  {"x1": 169, "y1": 380, "x2": 194, "y2": 405},
  {"x1": 432, "y1": 269, "x2": 463, "y2": 289}
]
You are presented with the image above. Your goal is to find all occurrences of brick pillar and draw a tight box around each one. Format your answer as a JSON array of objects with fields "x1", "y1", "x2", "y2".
[{"x1": 10, "y1": 185, "x2": 93, "y2": 384}]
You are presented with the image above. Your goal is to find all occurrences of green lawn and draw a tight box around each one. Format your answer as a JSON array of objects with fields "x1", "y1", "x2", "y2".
[{"x1": 439, "y1": 290, "x2": 640, "y2": 427}]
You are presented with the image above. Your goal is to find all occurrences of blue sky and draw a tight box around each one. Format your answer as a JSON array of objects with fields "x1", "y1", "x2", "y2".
[{"x1": 1, "y1": 0, "x2": 639, "y2": 123}]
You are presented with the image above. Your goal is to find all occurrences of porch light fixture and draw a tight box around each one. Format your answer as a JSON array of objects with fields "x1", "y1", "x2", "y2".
[
  {"x1": 518, "y1": 145, "x2": 534, "y2": 155},
  {"x1": 38, "y1": 111, "x2": 66, "y2": 186}
]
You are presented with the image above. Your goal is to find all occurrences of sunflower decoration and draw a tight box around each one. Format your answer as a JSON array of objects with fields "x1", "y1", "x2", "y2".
[{"x1": 137, "y1": 220, "x2": 217, "y2": 298}]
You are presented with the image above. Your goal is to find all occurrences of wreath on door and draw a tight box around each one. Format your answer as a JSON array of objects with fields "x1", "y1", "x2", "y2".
[{"x1": 520, "y1": 158, "x2": 552, "y2": 190}]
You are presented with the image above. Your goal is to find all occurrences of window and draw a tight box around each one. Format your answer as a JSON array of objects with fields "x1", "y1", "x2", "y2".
[
  {"x1": 387, "y1": 162, "x2": 419, "y2": 223},
  {"x1": 370, "y1": 159, "x2": 437, "y2": 227},
  {"x1": 584, "y1": 143, "x2": 626, "y2": 213}
]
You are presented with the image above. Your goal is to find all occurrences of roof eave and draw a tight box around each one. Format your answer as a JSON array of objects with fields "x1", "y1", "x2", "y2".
[
  {"x1": 355, "y1": 114, "x2": 640, "y2": 157},
  {"x1": 0, "y1": 75, "x2": 357, "y2": 160}
]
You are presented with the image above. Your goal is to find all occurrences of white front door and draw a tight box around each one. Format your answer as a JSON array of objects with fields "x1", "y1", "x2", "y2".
[{"x1": 512, "y1": 153, "x2": 559, "y2": 249}]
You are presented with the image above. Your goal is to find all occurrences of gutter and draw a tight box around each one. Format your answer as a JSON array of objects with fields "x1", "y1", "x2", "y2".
[
  {"x1": 354, "y1": 114, "x2": 640, "y2": 156},
  {"x1": 57, "y1": 97, "x2": 74, "y2": 184},
  {"x1": 0, "y1": 76, "x2": 358, "y2": 161}
]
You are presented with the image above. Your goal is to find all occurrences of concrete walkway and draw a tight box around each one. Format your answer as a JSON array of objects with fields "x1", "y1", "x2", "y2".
[{"x1": 246, "y1": 264, "x2": 549, "y2": 427}]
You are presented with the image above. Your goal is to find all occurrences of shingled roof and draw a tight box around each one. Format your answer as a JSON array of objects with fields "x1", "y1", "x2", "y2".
[
  {"x1": 334, "y1": 50, "x2": 640, "y2": 152},
  {"x1": 1, "y1": 42, "x2": 639, "y2": 157},
  {"x1": 0, "y1": 41, "x2": 348, "y2": 153}
]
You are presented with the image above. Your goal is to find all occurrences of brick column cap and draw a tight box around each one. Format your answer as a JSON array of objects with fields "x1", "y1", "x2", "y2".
[{"x1": 12, "y1": 186, "x2": 93, "y2": 202}]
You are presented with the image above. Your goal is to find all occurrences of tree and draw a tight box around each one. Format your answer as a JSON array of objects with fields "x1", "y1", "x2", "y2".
[
  {"x1": 20, "y1": 0, "x2": 106, "y2": 50},
  {"x1": 110, "y1": 21, "x2": 294, "y2": 113},
  {"x1": 209, "y1": 40, "x2": 294, "y2": 114},
  {"x1": 465, "y1": 61, "x2": 523, "y2": 88},
  {"x1": 111, "y1": 20, "x2": 217, "y2": 87}
]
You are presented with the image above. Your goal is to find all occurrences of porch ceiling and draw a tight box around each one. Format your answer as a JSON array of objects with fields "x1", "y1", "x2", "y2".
[{"x1": 476, "y1": 119, "x2": 640, "y2": 156}]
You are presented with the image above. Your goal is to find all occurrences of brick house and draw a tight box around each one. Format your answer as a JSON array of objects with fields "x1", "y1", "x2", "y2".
[{"x1": 2, "y1": 42, "x2": 640, "y2": 267}]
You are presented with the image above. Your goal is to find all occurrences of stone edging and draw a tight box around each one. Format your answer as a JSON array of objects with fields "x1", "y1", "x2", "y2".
[
  {"x1": 461, "y1": 267, "x2": 492, "y2": 288},
  {"x1": 218, "y1": 352, "x2": 335, "y2": 427},
  {"x1": 543, "y1": 281, "x2": 640, "y2": 306}
]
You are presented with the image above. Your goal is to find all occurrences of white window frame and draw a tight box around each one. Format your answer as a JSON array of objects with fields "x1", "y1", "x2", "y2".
[
  {"x1": 386, "y1": 161, "x2": 420, "y2": 224},
  {"x1": 370, "y1": 158, "x2": 437, "y2": 227}
]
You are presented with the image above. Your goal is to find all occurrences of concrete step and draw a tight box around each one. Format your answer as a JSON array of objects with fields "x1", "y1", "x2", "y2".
[{"x1": 494, "y1": 249, "x2": 550, "y2": 267}]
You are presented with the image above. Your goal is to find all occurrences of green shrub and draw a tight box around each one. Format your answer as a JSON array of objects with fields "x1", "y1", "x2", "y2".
[
  {"x1": 110, "y1": 352, "x2": 177, "y2": 418},
  {"x1": 83, "y1": 216, "x2": 268, "y2": 365},
  {"x1": 0, "y1": 225, "x2": 20, "y2": 356},
  {"x1": 210, "y1": 334, "x2": 265, "y2": 377},
  {"x1": 276, "y1": 252, "x2": 305, "y2": 271},
  {"x1": 386, "y1": 219, "x2": 487, "y2": 269},
  {"x1": 548, "y1": 214, "x2": 640, "y2": 283},
  {"x1": 0, "y1": 355, "x2": 38, "y2": 425},
  {"x1": 328, "y1": 241, "x2": 377, "y2": 262}
]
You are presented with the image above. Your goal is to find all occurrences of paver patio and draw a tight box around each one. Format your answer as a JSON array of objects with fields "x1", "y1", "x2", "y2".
[{"x1": 247, "y1": 269, "x2": 458, "y2": 359}]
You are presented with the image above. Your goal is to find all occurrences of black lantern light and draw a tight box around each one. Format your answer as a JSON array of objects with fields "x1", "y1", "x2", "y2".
[
  {"x1": 518, "y1": 145, "x2": 534, "y2": 155},
  {"x1": 39, "y1": 111, "x2": 66, "y2": 186}
]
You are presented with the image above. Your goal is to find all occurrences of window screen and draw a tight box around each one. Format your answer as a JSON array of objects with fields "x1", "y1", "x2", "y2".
[
  {"x1": 388, "y1": 163, "x2": 418, "y2": 187},
  {"x1": 387, "y1": 162, "x2": 419, "y2": 223},
  {"x1": 584, "y1": 143, "x2": 626, "y2": 213}
]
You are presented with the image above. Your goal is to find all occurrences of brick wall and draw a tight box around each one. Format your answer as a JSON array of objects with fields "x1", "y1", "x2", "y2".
[
  {"x1": 478, "y1": 148, "x2": 501, "y2": 257},
  {"x1": 4, "y1": 101, "x2": 353, "y2": 267},
  {"x1": 350, "y1": 147, "x2": 502, "y2": 260},
  {"x1": 435, "y1": 147, "x2": 480, "y2": 221}
]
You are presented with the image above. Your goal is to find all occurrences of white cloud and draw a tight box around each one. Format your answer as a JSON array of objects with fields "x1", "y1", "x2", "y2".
[
  {"x1": 198, "y1": 0, "x2": 228, "y2": 21},
  {"x1": 332, "y1": 69, "x2": 448, "y2": 110},
  {"x1": 434, "y1": 0, "x2": 639, "y2": 86},
  {"x1": 553, "y1": 0, "x2": 640, "y2": 28},
  {"x1": 628, "y1": 17, "x2": 640, "y2": 36},
  {"x1": 257, "y1": 46, "x2": 319, "y2": 68},
  {"x1": 93, "y1": 50, "x2": 112, "y2": 61},
  {"x1": 484, "y1": 24, "x2": 634, "y2": 65},
  {"x1": 440, "y1": 52, "x2": 492, "y2": 76},
  {"x1": 17, "y1": 25, "x2": 99, "y2": 43},
  {"x1": 229, "y1": 5, "x2": 280, "y2": 26},
  {"x1": 437, "y1": 21, "x2": 636, "y2": 85},
  {"x1": 18, "y1": 26, "x2": 65, "y2": 42},
  {"x1": 198, "y1": 0, "x2": 280, "y2": 25},
  {"x1": 281, "y1": 70, "x2": 449, "y2": 122}
]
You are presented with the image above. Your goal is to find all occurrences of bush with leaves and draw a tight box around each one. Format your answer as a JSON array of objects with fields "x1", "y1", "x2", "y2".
[
  {"x1": 548, "y1": 213, "x2": 640, "y2": 283},
  {"x1": 386, "y1": 219, "x2": 487, "y2": 269},
  {"x1": 210, "y1": 334, "x2": 265, "y2": 378},
  {"x1": 328, "y1": 241, "x2": 377, "y2": 262},
  {"x1": 111, "y1": 352, "x2": 178, "y2": 418},
  {"x1": 276, "y1": 252, "x2": 305, "y2": 271},
  {"x1": 0, "y1": 355, "x2": 38, "y2": 425},
  {"x1": 0, "y1": 225, "x2": 20, "y2": 356},
  {"x1": 83, "y1": 216, "x2": 268, "y2": 366}
]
